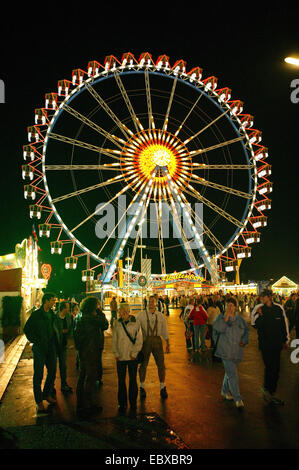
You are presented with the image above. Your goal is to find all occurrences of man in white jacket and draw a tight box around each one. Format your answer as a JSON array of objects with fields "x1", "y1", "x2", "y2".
[
  {"x1": 112, "y1": 303, "x2": 143, "y2": 412},
  {"x1": 136, "y1": 295, "x2": 170, "y2": 400}
]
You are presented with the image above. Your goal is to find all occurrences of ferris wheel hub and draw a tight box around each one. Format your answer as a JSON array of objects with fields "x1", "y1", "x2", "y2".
[{"x1": 121, "y1": 128, "x2": 191, "y2": 187}]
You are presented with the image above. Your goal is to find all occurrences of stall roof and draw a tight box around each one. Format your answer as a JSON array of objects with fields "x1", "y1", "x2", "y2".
[{"x1": 272, "y1": 276, "x2": 298, "y2": 289}]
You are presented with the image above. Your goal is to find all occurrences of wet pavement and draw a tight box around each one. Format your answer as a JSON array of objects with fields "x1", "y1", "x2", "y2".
[{"x1": 0, "y1": 308, "x2": 298, "y2": 449}]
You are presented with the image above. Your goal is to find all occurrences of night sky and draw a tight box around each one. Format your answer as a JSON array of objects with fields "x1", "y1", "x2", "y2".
[{"x1": 0, "y1": 2, "x2": 298, "y2": 296}]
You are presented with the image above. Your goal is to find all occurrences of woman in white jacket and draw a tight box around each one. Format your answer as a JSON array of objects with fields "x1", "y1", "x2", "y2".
[{"x1": 112, "y1": 303, "x2": 143, "y2": 413}]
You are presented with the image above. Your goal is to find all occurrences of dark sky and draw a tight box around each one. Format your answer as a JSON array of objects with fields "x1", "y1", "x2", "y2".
[{"x1": 0, "y1": 2, "x2": 298, "y2": 295}]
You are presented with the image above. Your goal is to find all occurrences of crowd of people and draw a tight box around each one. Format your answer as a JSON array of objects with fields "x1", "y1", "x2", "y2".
[{"x1": 23, "y1": 288, "x2": 298, "y2": 418}]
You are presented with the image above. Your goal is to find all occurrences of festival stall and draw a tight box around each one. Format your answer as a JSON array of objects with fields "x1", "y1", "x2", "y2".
[
  {"x1": 271, "y1": 276, "x2": 298, "y2": 296},
  {"x1": 0, "y1": 237, "x2": 47, "y2": 334}
]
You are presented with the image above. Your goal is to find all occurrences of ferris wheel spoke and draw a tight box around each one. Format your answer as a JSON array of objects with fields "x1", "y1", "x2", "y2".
[
  {"x1": 163, "y1": 182, "x2": 200, "y2": 271},
  {"x1": 129, "y1": 180, "x2": 158, "y2": 271},
  {"x1": 177, "y1": 179, "x2": 243, "y2": 228},
  {"x1": 154, "y1": 199, "x2": 166, "y2": 274},
  {"x1": 189, "y1": 175, "x2": 252, "y2": 199},
  {"x1": 84, "y1": 82, "x2": 131, "y2": 140},
  {"x1": 105, "y1": 169, "x2": 157, "y2": 278},
  {"x1": 186, "y1": 136, "x2": 246, "y2": 158},
  {"x1": 130, "y1": 181, "x2": 155, "y2": 272},
  {"x1": 114, "y1": 72, "x2": 143, "y2": 134},
  {"x1": 52, "y1": 173, "x2": 131, "y2": 204},
  {"x1": 186, "y1": 163, "x2": 252, "y2": 170},
  {"x1": 162, "y1": 76, "x2": 178, "y2": 133},
  {"x1": 171, "y1": 179, "x2": 224, "y2": 252},
  {"x1": 48, "y1": 133, "x2": 125, "y2": 162},
  {"x1": 71, "y1": 184, "x2": 130, "y2": 234},
  {"x1": 183, "y1": 109, "x2": 230, "y2": 145},
  {"x1": 174, "y1": 93, "x2": 204, "y2": 137},
  {"x1": 97, "y1": 180, "x2": 148, "y2": 256},
  {"x1": 45, "y1": 164, "x2": 122, "y2": 171},
  {"x1": 63, "y1": 104, "x2": 124, "y2": 149},
  {"x1": 145, "y1": 69, "x2": 154, "y2": 130}
]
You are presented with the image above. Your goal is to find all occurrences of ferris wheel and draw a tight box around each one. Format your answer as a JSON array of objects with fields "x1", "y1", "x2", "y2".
[{"x1": 22, "y1": 52, "x2": 272, "y2": 285}]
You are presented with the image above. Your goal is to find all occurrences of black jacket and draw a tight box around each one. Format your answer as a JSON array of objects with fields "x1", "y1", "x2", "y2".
[
  {"x1": 73, "y1": 310, "x2": 108, "y2": 353},
  {"x1": 254, "y1": 303, "x2": 288, "y2": 350},
  {"x1": 23, "y1": 306, "x2": 55, "y2": 353}
]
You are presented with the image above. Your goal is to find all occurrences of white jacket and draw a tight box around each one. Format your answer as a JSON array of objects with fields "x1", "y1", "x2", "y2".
[{"x1": 112, "y1": 316, "x2": 143, "y2": 361}]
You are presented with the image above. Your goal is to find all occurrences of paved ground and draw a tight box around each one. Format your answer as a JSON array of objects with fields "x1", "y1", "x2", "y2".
[{"x1": 0, "y1": 308, "x2": 298, "y2": 449}]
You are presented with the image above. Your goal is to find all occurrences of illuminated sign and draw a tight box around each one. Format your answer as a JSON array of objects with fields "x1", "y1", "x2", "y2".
[
  {"x1": 155, "y1": 272, "x2": 204, "y2": 283},
  {"x1": 41, "y1": 263, "x2": 52, "y2": 280}
]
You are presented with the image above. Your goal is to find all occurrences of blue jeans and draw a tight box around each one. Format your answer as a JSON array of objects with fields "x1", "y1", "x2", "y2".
[
  {"x1": 193, "y1": 325, "x2": 200, "y2": 351},
  {"x1": 199, "y1": 325, "x2": 207, "y2": 350},
  {"x1": 32, "y1": 344, "x2": 57, "y2": 404},
  {"x1": 222, "y1": 359, "x2": 242, "y2": 402},
  {"x1": 193, "y1": 325, "x2": 207, "y2": 351}
]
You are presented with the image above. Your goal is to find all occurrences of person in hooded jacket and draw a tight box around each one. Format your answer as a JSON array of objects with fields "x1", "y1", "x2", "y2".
[
  {"x1": 213, "y1": 297, "x2": 249, "y2": 409},
  {"x1": 73, "y1": 296, "x2": 108, "y2": 418}
]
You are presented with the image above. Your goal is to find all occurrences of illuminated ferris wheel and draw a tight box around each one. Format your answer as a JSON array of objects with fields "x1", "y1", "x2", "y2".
[{"x1": 22, "y1": 52, "x2": 272, "y2": 285}]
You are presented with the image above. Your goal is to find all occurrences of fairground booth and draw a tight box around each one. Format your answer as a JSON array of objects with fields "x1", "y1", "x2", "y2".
[
  {"x1": 271, "y1": 276, "x2": 298, "y2": 296},
  {"x1": 0, "y1": 237, "x2": 47, "y2": 337}
]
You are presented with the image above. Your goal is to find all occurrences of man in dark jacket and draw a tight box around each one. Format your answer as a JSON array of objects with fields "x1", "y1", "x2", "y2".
[
  {"x1": 23, "y1": 292, "x2": 57, "y2": 413},
  {"x1": 73, "y1": 296, "x2": 108, "y2": 418},
  {"x1": 251, "y1": 289, "x2": 290, "y2": 405},
  {"x1": 53, "y1": 301, "x2": 73, "y2": 393}
]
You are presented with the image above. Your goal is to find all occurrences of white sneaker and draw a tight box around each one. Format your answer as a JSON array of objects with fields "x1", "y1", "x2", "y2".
[
  {"x1": 221, "y1": 392, "x2": 234, "y2": 400},
  {"x1": 236, "y1": 400, "x2": 244, "y2": 408}
]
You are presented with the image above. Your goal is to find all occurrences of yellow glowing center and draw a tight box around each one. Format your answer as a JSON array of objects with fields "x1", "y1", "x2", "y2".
[{"x1": 138, "y1": 144, "x2": 177, "y2": 179}]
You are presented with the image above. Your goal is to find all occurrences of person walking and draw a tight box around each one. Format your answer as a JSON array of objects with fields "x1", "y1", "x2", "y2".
[
  {"x1": 23, "y1": 292, "x2": 57, "y2": 414},
  {"x1": 188, "y1": 299, "x2": 208, "y2": 352},
  {"x1": 206, "y1": 300, "x2": 220, "y2": 350},
  {"x1": 112, "y1": 303, "x2": 143, "y2": 413},
  {"x1": 136, "y1": 295, "x2": 170, "y2": 399},
  {"x1": 179, "y1": 295, "x2": 188, "y2": 318},
  {"x1": 53, "y1": 301, "x2": 73, "y2": 394},
  {"x1": 154, "y1": 294, "x2": 164, "y2": 314},
  {"x1": 251, "y1": 289, "x2": 290, "y2": 405},
  {"x1": 164, "y1": 296, "x2": 170, "y2": 316},
  {"x1": 73, "y1": 296, "x2": 108, "y2": 418},
  {"x1": 213, "y1": 297, "x2": 249, "y2": 409},
  {"x1": 284, "y1": 293, "x2": 298, "y2": 333},
  {"x1": 181, "y1": 298, "x2": 195, "y2": 351},
  {"x1": 110, "y1": 296, "x2": 118, "y2": 328}
]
